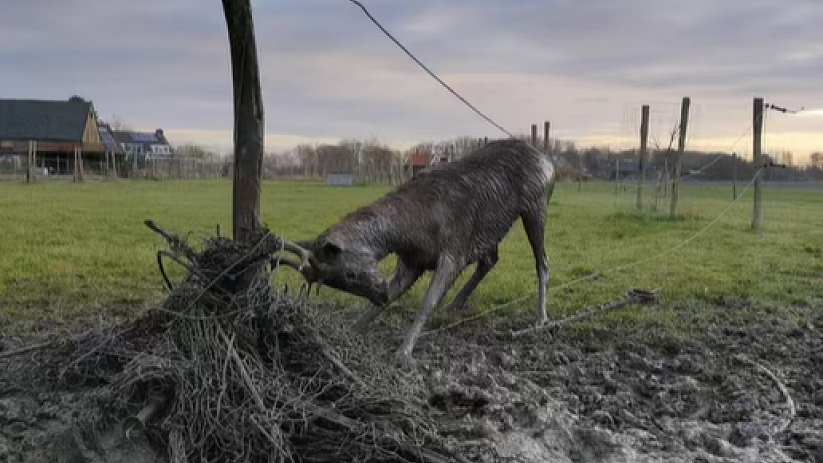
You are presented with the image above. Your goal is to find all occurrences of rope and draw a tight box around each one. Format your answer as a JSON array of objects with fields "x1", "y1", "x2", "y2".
[{"x1": 346, "y1": 0, "x2": 514, "y2": 138}]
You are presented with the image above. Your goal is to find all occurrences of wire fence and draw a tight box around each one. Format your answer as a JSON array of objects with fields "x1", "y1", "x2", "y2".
[{"x1": 0, "y1": 155, "x2": 228, "y2": 181}]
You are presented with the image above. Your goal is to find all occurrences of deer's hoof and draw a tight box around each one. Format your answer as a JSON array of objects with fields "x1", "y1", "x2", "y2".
[{"x1": 393, "y1": 349, "x2": 418, "y2": 370}]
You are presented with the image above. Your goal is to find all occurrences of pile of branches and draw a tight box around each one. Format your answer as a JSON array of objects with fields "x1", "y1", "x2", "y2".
[{"x1": 3, "y1": 220, "x2": 467, "y2": 463}]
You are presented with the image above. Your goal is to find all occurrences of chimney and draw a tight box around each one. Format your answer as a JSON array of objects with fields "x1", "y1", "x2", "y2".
[{"x1": 155, "y1": 128, "x2": 164, "y2": 139}]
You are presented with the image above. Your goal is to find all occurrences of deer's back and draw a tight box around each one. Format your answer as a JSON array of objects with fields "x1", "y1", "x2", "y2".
[{"x1": 384, "y1": 139, "x2": 554, "y2": 265}]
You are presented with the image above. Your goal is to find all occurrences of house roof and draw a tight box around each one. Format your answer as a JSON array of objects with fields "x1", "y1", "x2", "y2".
[
  {"x1": 0, "y1": 99, "x2": 93, "y2": 142},
  {"x1": 96, "y1": 122, "x2": 124, "y2": 153},
  {"x1": 408, "y1": 150, "x2": 434, "y2": 167},
  {"x1": 110, "y1": 128, "x2": 171, "y2": 147}
]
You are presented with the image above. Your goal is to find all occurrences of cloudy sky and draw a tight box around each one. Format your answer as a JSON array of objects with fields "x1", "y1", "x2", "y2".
[{"x1": 2, "y1": 0, "x2": 822, "y2": 161}]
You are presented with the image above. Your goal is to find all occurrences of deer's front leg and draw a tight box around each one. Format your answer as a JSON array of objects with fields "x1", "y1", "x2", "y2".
[
  {"x1": 352, "y1": 259, "x2": 422, "y2": 333},
  {"x1": 396, "y1": 257, "x2": 461, "y2": 358}
]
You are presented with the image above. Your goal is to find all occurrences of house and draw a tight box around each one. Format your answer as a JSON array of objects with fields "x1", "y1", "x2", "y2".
[
  {"x1": 110, "y1": 128, "x2": 174, "y2": 159},
  {"x1": 406, "y1": 147, "x2": 435, "y2": 177},
  {"x1": 0, "y1": 97, "x2": 105, "y2": 175},
  {"x1": 97, "y1": 122, "x2": 124, "y2": 153}
]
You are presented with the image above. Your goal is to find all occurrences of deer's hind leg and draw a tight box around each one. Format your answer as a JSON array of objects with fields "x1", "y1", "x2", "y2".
[
  {"x1": 444, "y1": 246, "x2": 499, "y2": 312},
  {"x1": 520, "y1": 206, "x2": 549, "y2": 325}
]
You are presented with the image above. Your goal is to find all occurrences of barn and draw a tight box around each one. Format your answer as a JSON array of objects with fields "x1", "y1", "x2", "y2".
[{"x1": 0, "y1": 97, "x2": 108, "y2": 178}]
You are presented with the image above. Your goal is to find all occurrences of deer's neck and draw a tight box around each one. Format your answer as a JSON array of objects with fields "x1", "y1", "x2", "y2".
[{"x1": 333, "y1": 204, "x2": 399, "y2": 261}]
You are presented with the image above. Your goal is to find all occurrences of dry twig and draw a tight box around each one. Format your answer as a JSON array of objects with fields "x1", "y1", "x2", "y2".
[{"x1": 0, "y1": 340, "x2": 56, "y2": 359}]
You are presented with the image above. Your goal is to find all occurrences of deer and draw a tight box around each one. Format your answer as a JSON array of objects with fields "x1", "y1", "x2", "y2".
[{"x1": 275, "y1": 138, "x2": 557, "y2": 358}]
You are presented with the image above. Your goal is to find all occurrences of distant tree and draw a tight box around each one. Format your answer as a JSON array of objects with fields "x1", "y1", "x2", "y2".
[
  {"x1": 296, "y1": 143, "x2": 319, "y2": 177},
  {"x1": 810, "y1": 152, "x2": 823, "y2": 169},
  {"x1": 174, "y1": 143, "x2": 219, "y2": 160},
  {"x1": 807, "y1": 152, "x2": 823, "y2": 180},
  {"x1": 107, "y1": 114, "x2": 132, "y2": 131},
  {"x1": 360, "y1": 142, "x2": 396, "y2": 183}
]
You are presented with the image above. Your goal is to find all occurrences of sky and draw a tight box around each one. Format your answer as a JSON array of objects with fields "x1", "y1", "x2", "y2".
[{"x1": 2, "y1": 0, "x2": 822, "y2": 162}]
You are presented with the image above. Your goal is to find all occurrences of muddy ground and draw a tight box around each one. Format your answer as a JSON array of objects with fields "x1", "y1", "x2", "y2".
[{"x1": 1, "y1": 299, "x2": 821, "y2": 463}]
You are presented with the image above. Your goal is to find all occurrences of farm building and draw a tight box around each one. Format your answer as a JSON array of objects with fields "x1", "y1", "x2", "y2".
[
  {"x1": 318, "y1": 145, "x2": 356, "y2": 186},
  {"x1": 0, "y1": 97, "x2": 108, "y2": 176}
]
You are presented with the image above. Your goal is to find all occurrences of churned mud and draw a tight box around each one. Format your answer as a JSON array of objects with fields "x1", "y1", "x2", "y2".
[
  {"x1": 414, "y1": 300, "x2": 823, "y2": 463},
  {"x1": 2, "y1": 298, "x2": 820, "y2": 463}
]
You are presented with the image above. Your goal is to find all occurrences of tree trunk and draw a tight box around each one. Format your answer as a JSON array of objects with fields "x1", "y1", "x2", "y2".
[{"x1": 222, "y1": 0, "x2": 265, "y2": 242}]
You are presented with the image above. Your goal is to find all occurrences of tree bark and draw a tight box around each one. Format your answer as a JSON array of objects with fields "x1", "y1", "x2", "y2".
[{"x1": 222, "y1": 0, "x2": 265, "y2": 241}]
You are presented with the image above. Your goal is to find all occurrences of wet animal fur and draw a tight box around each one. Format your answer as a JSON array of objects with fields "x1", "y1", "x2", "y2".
[{"x1": 292, "y1": 138, "x2": 557, "y2": 357}]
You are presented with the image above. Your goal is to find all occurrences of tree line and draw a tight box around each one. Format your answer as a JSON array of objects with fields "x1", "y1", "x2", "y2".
[{"x1": 262, "y1": 134, "x2": 823, "y2": 183}]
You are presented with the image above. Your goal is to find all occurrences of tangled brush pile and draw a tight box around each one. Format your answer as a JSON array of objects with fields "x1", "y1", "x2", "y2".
[{"x1": 4, "y1": 221, "x2": 469, "y2": 463}]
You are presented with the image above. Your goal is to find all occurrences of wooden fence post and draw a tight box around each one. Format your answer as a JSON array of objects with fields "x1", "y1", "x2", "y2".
[
  {"x1": 670, "y1": 96, "x2": 690, "y2": 218},
  {"x1": 752, "y1": 97, "x2": 764, "y2": 231},
  {"x1": 637, "y1": 104, "x2": 649, "y2": 211},
  {"x1": 26, "y1": 141, "x2": 33, "y2": 183},
  {"x1": 73, "y1": 145, "x2": 79, "y2": 182},
  {"x1": 732, "y1": 153, "x2": 738, "y2": 200},
  {"x1": 543, "y1": 121, "x2": 550, "y2": 153}
]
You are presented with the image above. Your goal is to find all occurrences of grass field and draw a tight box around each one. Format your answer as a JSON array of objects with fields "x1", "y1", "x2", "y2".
[{"x1": 1, "y1": 177, "x2": 821, "y2": 334}]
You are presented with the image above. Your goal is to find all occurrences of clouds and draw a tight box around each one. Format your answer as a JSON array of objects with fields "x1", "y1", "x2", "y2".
[{"x1": 1, "y1": 0, "x2": 821, "y2": 157}]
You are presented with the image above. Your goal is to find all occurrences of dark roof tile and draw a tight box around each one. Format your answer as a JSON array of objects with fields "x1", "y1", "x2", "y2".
[{"x1": 0, "y1": 99, "x2": 92, "y2": 142}]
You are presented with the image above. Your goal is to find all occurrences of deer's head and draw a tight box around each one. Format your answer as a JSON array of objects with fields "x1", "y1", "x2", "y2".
[{"x1": 275, "y1": 236, "x2": 388, "y2": 306}]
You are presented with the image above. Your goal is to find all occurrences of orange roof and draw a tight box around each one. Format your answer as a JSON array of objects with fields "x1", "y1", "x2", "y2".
[{"x1": 408, "y1": 150, "x2": 434, "y2": 167}]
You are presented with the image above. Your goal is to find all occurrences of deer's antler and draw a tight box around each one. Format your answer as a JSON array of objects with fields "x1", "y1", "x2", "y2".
[{"x1": 272, "y1": 239, "x2": 319, "y2": 285}]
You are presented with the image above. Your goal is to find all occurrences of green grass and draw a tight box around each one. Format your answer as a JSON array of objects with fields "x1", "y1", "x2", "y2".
[{"x1": 1, "y1": 177, "x2": 821, "y2": 334}]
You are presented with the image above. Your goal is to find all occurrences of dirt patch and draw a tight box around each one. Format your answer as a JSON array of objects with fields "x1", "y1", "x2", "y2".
[
  {"x1": 4, "y1": 301, "x2": 821, "y2": 463},
  {"x1": 409, "y1": 302, "x2": 823, "y2": 463}
]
